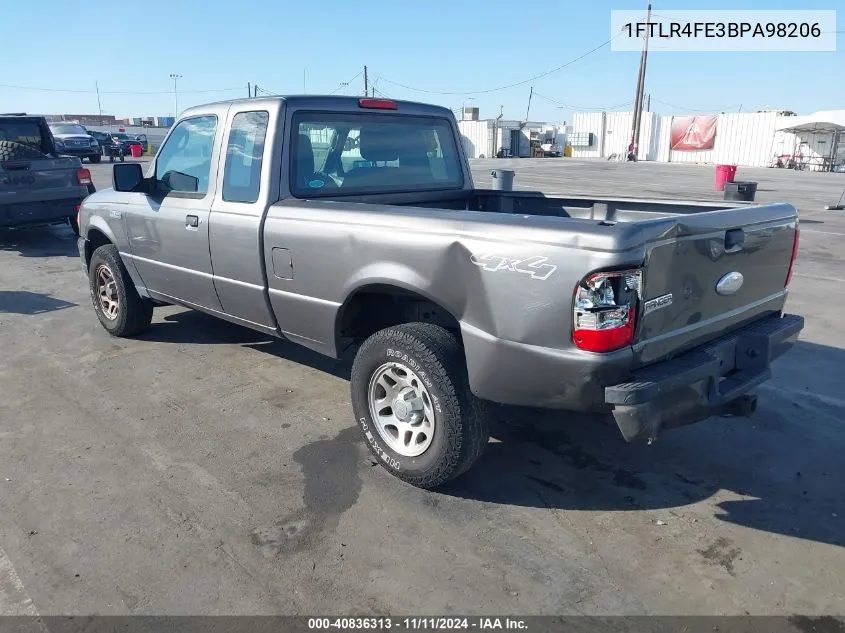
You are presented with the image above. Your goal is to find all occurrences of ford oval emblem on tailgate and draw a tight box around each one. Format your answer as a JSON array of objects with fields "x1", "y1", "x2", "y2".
[{"x1": 716, "y1": 272, "x2": 744, "y2": 296}]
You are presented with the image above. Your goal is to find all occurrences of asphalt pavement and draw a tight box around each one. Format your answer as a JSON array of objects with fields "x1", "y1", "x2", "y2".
[{"x1": 1, "y1": 158, "x2": 843, "y2": 615}]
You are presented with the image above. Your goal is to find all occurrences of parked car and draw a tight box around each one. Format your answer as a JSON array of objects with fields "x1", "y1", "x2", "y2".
[
  {"x1": 1, "y1": 114, "x2": 94, "y2": 234},
  {"x1": 88, "y1": 130, "x2": 112, "y2": 153},
  {"x1": 134, "y1": 134, "x2": 149, "y2": 153},
  {"x1": 76, "y1": 96, "x2": 804, "y2": 489},
  {"x1": 109, "y1": 132, "x2": 142, "y2": 156},
  {"x1": 48, "y1": 123, "x2": 101, "y2": 163}
]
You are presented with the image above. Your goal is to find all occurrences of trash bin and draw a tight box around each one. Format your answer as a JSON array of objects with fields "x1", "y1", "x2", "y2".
[
  {"x1": 491, "y1": 169, "x2": 515, "y2": 191},
  {"x1": 715, "y1": 164, "x2": 732, "y2": 191},
  {"x1": 724, "y1": 181, "x2": 757, "y2": 202},
  {"x1": 130, "y1": 144, "x2": 142, "y2": 158}
]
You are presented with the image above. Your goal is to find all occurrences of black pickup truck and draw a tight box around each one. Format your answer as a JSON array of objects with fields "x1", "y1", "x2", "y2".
[{"x1": 1, "y1": 114, "x2": 94, "y2": 234}]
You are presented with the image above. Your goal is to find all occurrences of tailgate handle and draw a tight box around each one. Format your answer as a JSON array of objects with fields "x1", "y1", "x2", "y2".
[
  {"x1": 3, "y1": 162, "x2": 31, "y2": 171},
  {"x1": 725, "y1": 228, "x2": 744, "y2": 252}
]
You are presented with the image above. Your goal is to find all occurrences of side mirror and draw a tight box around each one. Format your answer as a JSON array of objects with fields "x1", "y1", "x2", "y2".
[{"x1": 113, "y1": 162, "x2": 144, "y2": 192}]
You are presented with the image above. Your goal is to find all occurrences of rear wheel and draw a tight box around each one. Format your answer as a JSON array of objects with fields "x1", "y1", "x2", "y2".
[
  {"x1": 350, "y1": 323, "x2": 489, "y2": 489},
  {"x1": 89, "y1": 154, "x2": 101, "y2": 163},
  {"x1": 88, "y1": 244, "x2": 153, "y2": 337},
  {"x1": 69, "y1": 215, "x2": 79, "y2": 236}
]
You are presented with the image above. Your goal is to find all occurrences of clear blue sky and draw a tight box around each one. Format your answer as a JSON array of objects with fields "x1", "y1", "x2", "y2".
[{"x1": 1, "y1": 0, "x2": 841, "y2": 123}]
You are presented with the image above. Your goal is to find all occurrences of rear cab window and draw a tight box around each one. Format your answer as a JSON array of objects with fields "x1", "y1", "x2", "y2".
[
  {"x1": 290, "y1": 112, "x2": 463, "y2": 197},
  {"x1": 222, "y1": 111, "x2": 269, "y2": 203},
  {"x1": 0, "y1": 120, "x2": 45, "y2": 151}
]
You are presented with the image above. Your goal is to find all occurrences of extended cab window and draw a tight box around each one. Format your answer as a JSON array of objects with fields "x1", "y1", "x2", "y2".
[
  {"x1": 223, "y1": 111, "x2": 269, "y2": 203},
  {"x1": 0, "y1": 120, "x2": 43, "y2": 150},
  {"x1": 155, "y1": 115, "x2": 217, "y2": 195},
  {"x1": 291, "y1": 113, "x2": 463, "y2": 196}
]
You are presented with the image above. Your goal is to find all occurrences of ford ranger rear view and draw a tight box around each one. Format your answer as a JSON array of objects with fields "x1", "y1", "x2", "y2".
[{"x1": 76, "y1": 96, "x2": 803, "y2": 489}]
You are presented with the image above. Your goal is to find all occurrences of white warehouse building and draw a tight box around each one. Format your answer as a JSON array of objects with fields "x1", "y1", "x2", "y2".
[
  {"x1": 458, "y1": 118, "x2": 569, "y2": 159},
  {"x1": 568, "y1": 109, "x2": 845, "y2": 171}
]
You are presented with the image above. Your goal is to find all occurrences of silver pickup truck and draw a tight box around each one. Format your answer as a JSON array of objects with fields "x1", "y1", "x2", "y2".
[{"x1": 77, "y1": 96, "x2": 803, "y2": 489}]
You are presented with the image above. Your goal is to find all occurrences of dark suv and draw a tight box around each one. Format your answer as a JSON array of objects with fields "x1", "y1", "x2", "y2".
[{"x1": 48, "y1": 123, "x2": 101, "y2": 163}]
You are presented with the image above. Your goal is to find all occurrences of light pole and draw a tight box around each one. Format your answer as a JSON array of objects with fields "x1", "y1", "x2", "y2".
[{"x1": 169, "y1": 73, "x2": 182, "y2": 117}]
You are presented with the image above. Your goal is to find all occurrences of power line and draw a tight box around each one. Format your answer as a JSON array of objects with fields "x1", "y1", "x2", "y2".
[
  {"x1": 328, "y1": 70, "x2": 363, "y2": 95},
  {"x1": 375, "y1": 33, "x2": 621, "y2": 96},
  {"x1": 0, "y1": 82, "x2": 244, "y2": 95},
  {"x1": 651, "y1": 97, "x2": 742, "y2": 112},
  {"x1": 533, "y1": 91, "x2": 634, "y2": 111}
]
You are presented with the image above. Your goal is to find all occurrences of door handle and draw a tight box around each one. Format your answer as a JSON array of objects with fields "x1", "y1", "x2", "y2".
[{"x1": 186, "y1": 215, "x2": 199, "y2": 228}]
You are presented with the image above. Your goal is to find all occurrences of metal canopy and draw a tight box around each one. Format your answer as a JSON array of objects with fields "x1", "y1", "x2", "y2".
[{"x1": 775, "y1": 110, "x2": 845, "y2": 134}]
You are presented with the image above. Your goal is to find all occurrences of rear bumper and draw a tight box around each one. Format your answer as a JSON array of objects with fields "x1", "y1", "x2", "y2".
[
  {"x1": 0, "y1": 198, "x2": 85, "y2": 228},
  {"x1": 59, "y1": 148, "x2": 100, "y2": 157},
  {"x1": 605, "y1": 313, "x2": 804, "y2": 442}
]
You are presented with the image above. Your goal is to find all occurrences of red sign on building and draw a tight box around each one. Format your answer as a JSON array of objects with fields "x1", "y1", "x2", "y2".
[{"x1": 670, "y1": 115, "x2": 718, "y2": 151}]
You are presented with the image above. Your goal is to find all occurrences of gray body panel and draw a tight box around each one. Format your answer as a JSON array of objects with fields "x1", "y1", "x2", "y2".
[
  {"x1": 1, "y1": 157, "x2": 87, "y2": 227},
  {"x1": 77, "y1": 96, "x2": 801, "y2": 414}
]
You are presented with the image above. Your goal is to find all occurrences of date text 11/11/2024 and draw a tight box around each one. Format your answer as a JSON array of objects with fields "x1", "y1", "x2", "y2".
[
  {"x1": 307, "y1": 617, "x2": 529, "y2": 630},
  {"x1": 623, "y1": 21, "x2": 822, "y2": 39}
]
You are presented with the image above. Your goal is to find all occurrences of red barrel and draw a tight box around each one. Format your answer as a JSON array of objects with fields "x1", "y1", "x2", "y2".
[
  {"x1": 715, "y1": 164, "x2": 731, "y2": 191},
  {"x1": 130, "y1": 143, "x2": 142, "y2": 158}
]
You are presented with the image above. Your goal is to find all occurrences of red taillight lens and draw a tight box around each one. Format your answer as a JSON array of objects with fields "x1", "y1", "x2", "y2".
[
  {"x1": 358, "y1": 98, "x2": 397, "y2": 110},
  {"x1": 573, "y1": 270, "x2": 641, "y2": 353},
  {"x1": 785, "y1": 226, "x2": 799, "y2": 287},
  {"x1": 76, "y1": 167, "x2": 92, "y2": 185}
]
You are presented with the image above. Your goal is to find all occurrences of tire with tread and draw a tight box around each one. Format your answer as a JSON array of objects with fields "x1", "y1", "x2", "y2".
[
  {"x1": 351, "y1": 322, "x2": 489, "y2": 489},
  {"x1": 88, "y1": 244, "x2": 153, "y2": 337},
  {"x1": 0, "y1": 140, "x2": 47, "y2": 162}
]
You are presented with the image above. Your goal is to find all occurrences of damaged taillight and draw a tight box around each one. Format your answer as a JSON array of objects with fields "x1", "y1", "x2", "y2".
[
  {"x1": 573, "y1": 269, "x2": 641, "y2": 353},
  {"x1": 785, "y1": 225, "x2": 799, "y2": 287}
]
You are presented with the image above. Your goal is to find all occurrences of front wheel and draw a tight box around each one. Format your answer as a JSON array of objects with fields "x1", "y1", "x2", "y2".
[
  {"x1": 88, "y1": 244, "x2": 153, "y2": 337},
  {"x1": 350, "y1": 323, "x2": 489, "y2": 489}
]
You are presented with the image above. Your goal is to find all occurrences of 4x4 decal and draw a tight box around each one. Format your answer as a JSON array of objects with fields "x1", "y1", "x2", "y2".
[{"x1": 470, "y1": 253, "x2": 557, "y2": 281}]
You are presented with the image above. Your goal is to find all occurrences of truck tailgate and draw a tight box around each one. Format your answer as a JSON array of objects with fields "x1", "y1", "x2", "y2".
[
  {"x1": 635, "y1": 203, "x2": 798, "y2": 365},
  {"x1": 0, "y1": 157, "x2": 84, "y2": 205}
]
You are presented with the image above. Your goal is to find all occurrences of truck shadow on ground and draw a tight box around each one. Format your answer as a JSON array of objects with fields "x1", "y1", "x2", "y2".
[
  {"x1": 0, "y1": 225, "x2": 78, "y2": 258},
  {"x1": 138, "y1": 309, "x2": 844, "y2": 549},
  {"x1": 442, "y1": 339, "x2": 845, "y2": 549},
  {"x1": 139, "y1": 308, "x2": 352, "y2": 380},
  {"x1": 0, "y1": 290, "x2": 77, "y2": 315}
]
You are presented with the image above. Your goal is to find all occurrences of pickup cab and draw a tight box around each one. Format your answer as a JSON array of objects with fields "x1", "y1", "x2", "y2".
[{"x1": 77, "y1": 96, "x2": 803, "y2": 489}]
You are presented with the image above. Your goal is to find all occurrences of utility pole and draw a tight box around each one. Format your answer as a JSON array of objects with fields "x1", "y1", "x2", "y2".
[
  {"x1": 526, "y1": 86, "x2": 534, "y2": 122},
  {"x1": 169, "y1": 73, "x2": 182, "y2": 117},
  {"x1": 248, "y1": 82, "x2": 251, "y2": 98},
  {"x1": 303, "y1": 69, "x2": 307, "y2": 94},
  {"x1": 628, "y1": 3, "x2": 651, "y2": 161},
  {"x1": 363, "y1": 66, "x2": 368, "y2": 96},
  {"x1": 646, "y1": 93, "x2": 651, "y2": 112},
  {"x1": 95, "y1": 81, "x2": 103, "y2": 123}
]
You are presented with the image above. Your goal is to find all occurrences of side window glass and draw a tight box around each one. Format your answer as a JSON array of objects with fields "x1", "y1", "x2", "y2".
[
  {"x1": 155, "y1": 115, "x2": 217, "y2": 195},
  {"x1": 223, "y1": 111, "x2": 269, "y2": 203}
]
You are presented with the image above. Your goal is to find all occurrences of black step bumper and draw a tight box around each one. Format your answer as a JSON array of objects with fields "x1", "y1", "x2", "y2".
[
  {"x1": 0, "y1": 198, "x2": 84, "y2": 228},
  {"x1": 605, "y1": 313, "x2": 804, "y2": 442}
]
